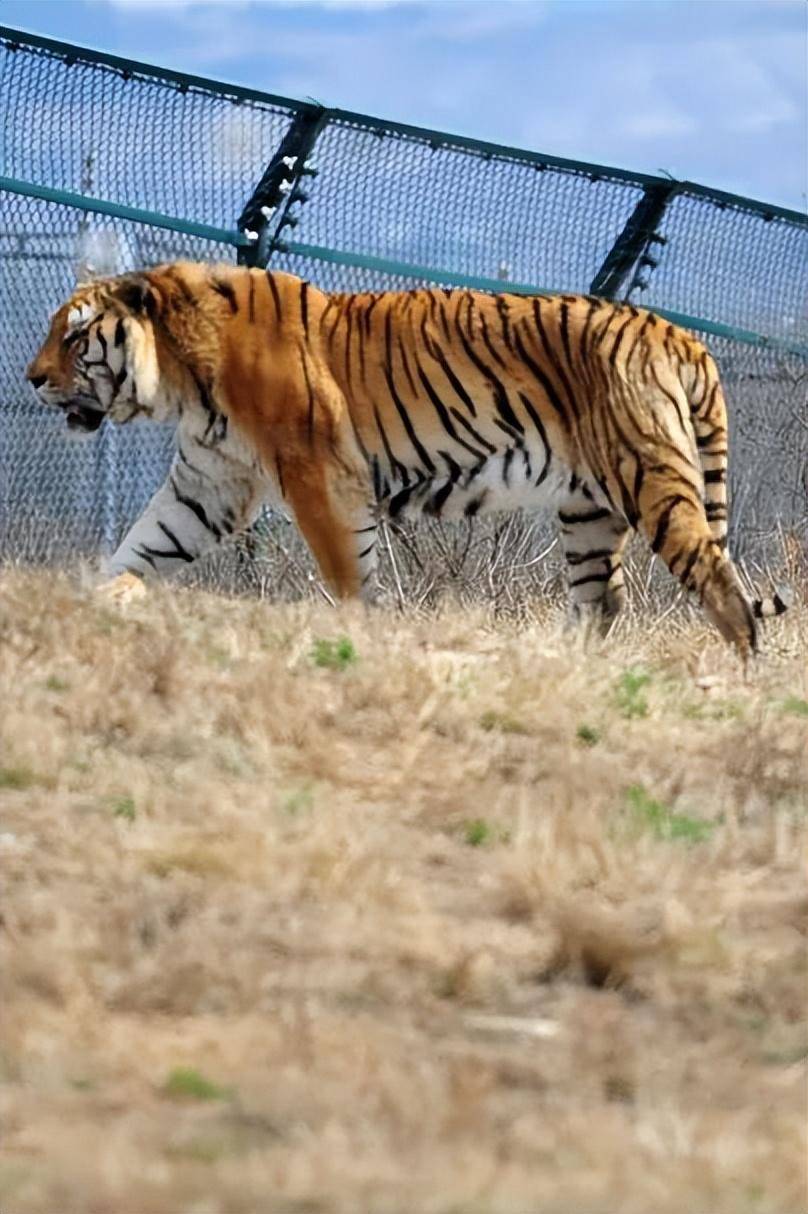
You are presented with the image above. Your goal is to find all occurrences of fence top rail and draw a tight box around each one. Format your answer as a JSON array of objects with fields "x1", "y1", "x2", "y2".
[
  {"x1": 3, "y1": 23, "x2": 807, "y2": 230},
  {"x1": 3, "y1": 174, "x2": 807, "y2": 361}
]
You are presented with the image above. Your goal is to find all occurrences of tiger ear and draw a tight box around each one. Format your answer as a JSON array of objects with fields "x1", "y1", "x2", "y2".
[{"x1": 113, "y1": 277, "x2": 159, "y2": 319}]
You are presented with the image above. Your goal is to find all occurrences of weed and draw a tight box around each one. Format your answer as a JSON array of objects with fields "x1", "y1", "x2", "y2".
[
  {"x1": 780, "y1": 696, "x2": 808, "y2": 718},
  {"x1": 163, "y1": 1067, "x2": 231, "y2": 1102},
  {"x1": 311, "y1": 636, "x2": 357, "y2": 671},
  {"x1": 281, "y1": 785, "x2": 315, "y2": 815},
  {"x1": 576, "y1": 723, "x2": 600, "y2": 747},
  {"x1": 464, "y1": 819, "x2": 492, "y2": 847},
  {"x1": 616, "y1": 668, "x2": 651, "y2": 719},
  {"x1": 479, "y1": 709, "x2": 528, "y2": 734},
  {"x1": 45, "y1": 675, "x2": 69, "y2": 692},
  {"x1": 0, "y1": 767, "x2": 36, "y2": 790},
  {"x1": 111, "y1": 796, "x2": 136, "y2": 822},
  {"x1": 626, "y1": 784, "x2": 714, "y2": 843}
]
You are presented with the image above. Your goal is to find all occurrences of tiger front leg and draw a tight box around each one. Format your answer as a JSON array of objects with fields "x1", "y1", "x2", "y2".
[
  {"x1": 100, "y1": 439, "x2": 264, "y2": 594},
  {"x1": 283, "y1": 458, "x2": 378, "y2": 603}
]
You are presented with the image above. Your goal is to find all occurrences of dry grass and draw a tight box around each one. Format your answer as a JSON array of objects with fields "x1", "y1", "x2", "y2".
[{"x1": 0, "y1": 567, "x2": 806, "y2": 1214}]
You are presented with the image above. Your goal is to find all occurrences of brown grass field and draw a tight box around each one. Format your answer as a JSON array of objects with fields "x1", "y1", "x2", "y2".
[{"x1": 0, "y1": 564, "x2": 806, "y2": 1214}]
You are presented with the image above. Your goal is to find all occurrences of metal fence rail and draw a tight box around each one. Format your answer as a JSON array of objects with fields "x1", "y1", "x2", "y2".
[{"x1": 1, "y1": 25, "x2": 806, "y2": 567}]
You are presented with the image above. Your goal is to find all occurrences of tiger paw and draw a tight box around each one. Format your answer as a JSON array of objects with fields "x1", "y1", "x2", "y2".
[{"x1": 96, "y1": 571, "x2": 148, "y2": 605}]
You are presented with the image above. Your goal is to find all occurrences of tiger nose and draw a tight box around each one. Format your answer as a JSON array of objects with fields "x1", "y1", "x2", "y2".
[{"x1": 27, "y1": 369, "x2": 47, "y2": 388}]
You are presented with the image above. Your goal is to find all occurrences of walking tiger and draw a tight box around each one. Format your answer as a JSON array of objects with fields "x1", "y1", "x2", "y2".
[{"x1": 26, "y1": 261, "x2": 788, "y2": 654}]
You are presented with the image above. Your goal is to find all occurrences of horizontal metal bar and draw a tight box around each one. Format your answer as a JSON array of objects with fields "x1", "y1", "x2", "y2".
[
  {"x1": 280, "y1": 240, "x2": 808, "y2": 358},
  {"x1": 0, "y1": 25, "x2": 312, "y2": 114},
  {"x1": 3, "y1": 24, "x2": 806, "y2": 229},
  {"x1": 0, "y1": 176, "x2": 250, "y2": 247},
  {"x1": 1, "y1": 172, "x2": 803, "y2": 357}
]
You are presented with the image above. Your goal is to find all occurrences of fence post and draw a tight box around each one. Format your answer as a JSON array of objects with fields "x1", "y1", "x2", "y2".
[
  {"x1": 589, "y1": 182, "x2": 676, "y2": 300},
  {"x1": 237, "y1": 106, "x2": 329, "y2": 269}
]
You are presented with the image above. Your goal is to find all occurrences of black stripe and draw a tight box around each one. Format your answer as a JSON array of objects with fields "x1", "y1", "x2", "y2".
[
  {"x1": 266, "y1": 271, "x2": 282, "y2": 322},
  {"x1": 399, "y1": 337, "x2": 418, "y2": 396},
  {"x1": 428, "y1": 342, "x2": 478, "y2": 418},
  {"x1": 114, "y1": 318, "x2": 125, "y2": 347},
  {"x1": 502, "y1": 446, "x2": 514, "y2": 486},
  {"x1": 608, "y1": 314, "x2": 634, "y2": 367},
  {"x1": 363, "y1": 295, "x2": 381, "y2": 335},
  {"x1": 579, "y1": 299, "x2": 599, "y2": 361},
  {"x1": 703, "y1": 468, "x2": 726, "y2": 483},
  {"x1": 415, "y1": 360, "x2": 487, "y2": 462},
  {"x1": 425, "y1": 480, "x2": 454, "y2": 515},
  {"x1": 133, "y1": 546, "x2": 157, "y2": 570},
  {"x1": 558, "y1": 507, "x2": 612, "y2": 525},
  {"x1": 384, "y1": 311, "x2": 436, "y2": 473},
  {"x1": 300, "y1": 281, "x2": 309, "y2": 337},
  {"x1": 275, "y1": 452, "x2": 286, "y2": 497},
  {"x1": 437, "y1": 295, "x2": 452, "y2": 342},
  {"x1": 566, "y1": 547, "x2": 615, "y2": 567},
  {"x1": 533, "y1": 300, "x2": 580, "y2": 420},
  {"x1": 389, "y1": 486, "x2": 416, "y2": 517},
  {"x1": 480, "y1": 312, "x2": 507, "y2": 368},
  {"x1": 651, "y1": 495, "x2": 687, "y2": 554},
  {"x1": 624, "y1": 312, "x2": 654, "y2": 369},
  {"x1": 212, "y1": 279, "x2": 238, "y2": 313},
  {"x1": 358, "y1": 544, "x2": 375, "y2": 559},
  {"x1": 170, "y1": 476, "x2": 222, "y2": 538},
  {"x1": 373, "y1": 405, "x2": 409, "y2": 485},
  {"x1": 570, "y1": 571, "x2": 611, "y2": 588},
  {"x1": 157, "y1": 521, "x2": 196, "y2": 562},
  {"x1": 449, "y1": 407, "x2": 497, "y2": 454},
  {"x1": 344, "y1": 298, "x2": 354, "y2": 385},
  {"x1": 299, "y1": 346, "x2": 316, "y2": 441},
  {"x1": 454, "y1": 319, "x2": 524, "y2": 434},
  {"x1": 496, "y1": 296, "x2": 514, "y2": 353},
  {"x1": 464, "y1": 495, "x2": 486, "y2": 517},
  {"x1": 559, "y1": 300, "x2": 573, "y2": 369},
  {"x1": 513, "y1": 326, "x2": 567, "y2": 422},
  {"x1": 676, "y1": 544, "x2": 701, "y2": 586},
  {"x1": 248, "y1": 275, "x2": 256, "y2": 323}
]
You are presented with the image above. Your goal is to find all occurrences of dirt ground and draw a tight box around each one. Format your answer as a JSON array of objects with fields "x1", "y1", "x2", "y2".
[{"x1": 0, "y1": 567, "x2": 805, "y2": 1214}]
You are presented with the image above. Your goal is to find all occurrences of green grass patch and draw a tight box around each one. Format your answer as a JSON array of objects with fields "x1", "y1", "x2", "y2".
[
  {"x1": 0, "y1": 767, "x2": 37, "y2": 790},
  {"x1": 163, "y1": 1067, "x2": 231, "y2": 1102},
  {"x1": 464, "y1": 819, "x2": 492, "y2": 847},
  {"x1": 780, "y1": 696, "x2": 808, "y2": 718},
  {"x1": 626, "y1": 784, "x2": 715, "y2": 844},
  {"x1": 479, "y1": 709, "x2": 528, "y2": 735},
  {"x1": 281, "y1": 785, "x2": 315, "y2": 815},
  {"x1": 311, "y1": 636, "x2": 357, "y2": 671},
  {"x1": 45, "y1": 675, "x2": 69, "y2": 692},
  {"x1": 576, "y1": 723, "x2": 600, "y2": 747},
  {"x1": 616, "y1": 668, "x2": 651, "y2": 719},
  {"x1": 111, "y1": 796, "x2": 136, "y2": 822}
]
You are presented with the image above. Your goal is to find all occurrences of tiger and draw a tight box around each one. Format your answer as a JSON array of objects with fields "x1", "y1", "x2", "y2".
[{"x1": 26, "y1": 260, "x2": 788, "y2": 655}]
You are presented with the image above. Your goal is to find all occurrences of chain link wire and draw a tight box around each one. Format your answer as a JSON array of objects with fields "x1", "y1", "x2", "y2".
[{"x1": 1, "y1": 34, "x2": 805, "y2": 570}]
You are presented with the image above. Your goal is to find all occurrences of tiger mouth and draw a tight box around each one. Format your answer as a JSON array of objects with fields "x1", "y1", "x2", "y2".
[{"x1": 65, "y1": 400, "x2": 105, "y2": 433}]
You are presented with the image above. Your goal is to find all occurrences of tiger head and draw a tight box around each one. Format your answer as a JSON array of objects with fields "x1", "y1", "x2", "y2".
[{"x1": 26, "y1": 274, "x2": 174, "y2": 434}]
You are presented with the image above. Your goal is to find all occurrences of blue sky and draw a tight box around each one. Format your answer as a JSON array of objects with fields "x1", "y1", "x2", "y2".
[{"x1": 3, "y1": 0, "x2": 806, "y2": 212}]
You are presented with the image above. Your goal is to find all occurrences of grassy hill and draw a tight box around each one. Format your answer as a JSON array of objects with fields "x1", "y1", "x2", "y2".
[{"x1": 0, "y1": 567, "x2": 805, "y2": 1213}]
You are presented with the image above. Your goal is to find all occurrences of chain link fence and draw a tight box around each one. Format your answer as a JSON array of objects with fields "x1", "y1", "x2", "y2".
[{"x1": 1, "y1": 26, "x2": 806, "y2": 591}]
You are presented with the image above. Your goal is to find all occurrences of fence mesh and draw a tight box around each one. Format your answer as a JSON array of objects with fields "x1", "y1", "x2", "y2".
[{"x1": 1, "y1": 28, "x2": 806, "y2": 583}]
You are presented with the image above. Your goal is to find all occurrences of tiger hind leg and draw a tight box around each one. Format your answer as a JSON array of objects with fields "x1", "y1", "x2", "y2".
[
  {"x1": 558, "y1": 487, "x2": 631, "y2": 631},
  {"x1": 635, "y1": 471, "x2": 757, "y2": 656},
  {"x1": 692, "y1": 402, "x2": 789, "y2": 623}
]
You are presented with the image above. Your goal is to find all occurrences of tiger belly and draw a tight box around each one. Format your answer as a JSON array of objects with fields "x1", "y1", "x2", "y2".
[{"x1": 381, "y1": 442, "x2": 570, "y2": 523}]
